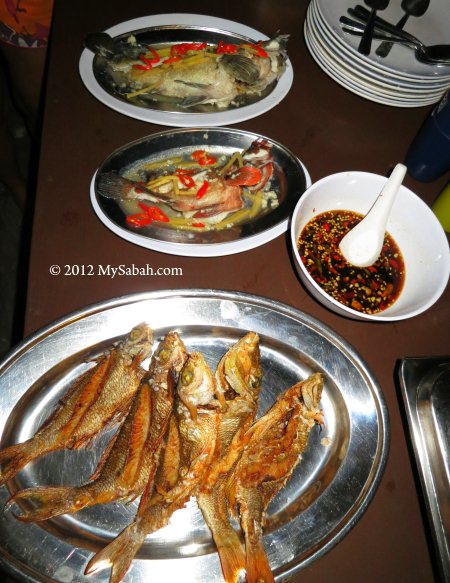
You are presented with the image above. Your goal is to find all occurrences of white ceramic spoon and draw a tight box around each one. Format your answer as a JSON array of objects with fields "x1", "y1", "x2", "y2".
[{"x1": 339, "y1": 163, "x2": 407, "y2": 267}]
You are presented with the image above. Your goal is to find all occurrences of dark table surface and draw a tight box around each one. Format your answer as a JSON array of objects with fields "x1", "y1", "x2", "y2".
[{"x1": 11, "y1": 0, "x2": 450, "y2": 581}]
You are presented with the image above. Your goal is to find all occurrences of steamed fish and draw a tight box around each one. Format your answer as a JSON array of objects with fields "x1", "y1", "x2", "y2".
[
  {"x1": 85, "y1": 33, "x2": 289, "y2": 109},
  {"x1": 0, "y1": 324, "x2": 153, "y2": 486},
  {"x1": 227, "y1": 373, "x2": 324, "y2": 583},
  {"x1": 7, "y1": 332, "x2": 187, "y2": 521},
  {"x1": 85, "y1": 352, "x2": 222, "y2": 583},
  {"x1": 97, "y1": 139, "x2": 275, "y2": 225},
  {"x1": 198, "y1": 332, "x2": 262, "y2": 583}
]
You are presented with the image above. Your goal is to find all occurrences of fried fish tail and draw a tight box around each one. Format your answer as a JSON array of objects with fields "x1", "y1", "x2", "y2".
[
  {"x1": 198, "y1": 490, "x2": 246, "y2": 583},
  {"x1": 6, "y1": 484, "x2": 95, "y2": 522},
  {"x1": 245, "y1": 534, "x2": 274, "y2": 583},
  {"x1": 238, "y1": 488, "x2": 274, "y2": 583},
  {"x1": 84, "y1": 522, "x2": 144, "y2": 583},
  {"x1": 0, "y1": 439, "x2": 41, "y2": 486}
]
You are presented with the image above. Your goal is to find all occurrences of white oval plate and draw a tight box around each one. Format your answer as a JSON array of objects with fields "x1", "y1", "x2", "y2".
[{"x1": 79, "y1": 14, "x2": 293, "y2": 127}]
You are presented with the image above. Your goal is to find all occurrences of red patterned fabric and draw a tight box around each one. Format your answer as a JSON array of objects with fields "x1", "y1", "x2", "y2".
[{"x1": 0, "y1": 0, "x2": 54, "y2": 48}]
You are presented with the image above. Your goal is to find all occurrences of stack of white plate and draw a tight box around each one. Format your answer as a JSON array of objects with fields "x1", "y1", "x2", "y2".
[{"x1": 304, "y1": 0, "x2": 450, "y2": 107}]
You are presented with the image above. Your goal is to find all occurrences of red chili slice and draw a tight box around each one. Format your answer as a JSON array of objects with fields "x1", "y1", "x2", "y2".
[
  {"x1": 216, "y1": 40, "x2": 238, "y2": 54},
  {"x1": 196, "y1": 180, "x2": 209, "y2": 199},
  {"x1": 191, "y1": 150, "x2": 217, "y2": 166},
  {"x1": 177, "y1": 173, "x2": 196, "y2": 188},
  {"x1": 226, "y1": 166, "x2": 263, "y2": 186},
  {"x1": 129, "y1": 204, "x2": 170, "y2": 226},
  {"x1": 243, "y1": 42, "x2": 268, "y2": 58},
  {"x1": 126, "y1": 213, "x2": 153, "y2": 227}
]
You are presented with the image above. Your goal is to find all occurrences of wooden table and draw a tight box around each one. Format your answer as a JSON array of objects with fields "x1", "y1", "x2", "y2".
[{"x1": 17, "y1": 0, "x2": 450, "y2": 581}]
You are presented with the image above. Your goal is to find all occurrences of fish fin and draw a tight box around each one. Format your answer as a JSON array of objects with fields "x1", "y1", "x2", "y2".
[
  {"x1": 179, "y1": 94, "x2": 210, "y2": 108},
  {"x1": 6, "y1": 485, "x2": 87, "y2": 522},
  {"x1": 198, "y1": 491, "x2": 246, "y2": 583},
  {"x1": 84, "y1": 522, "x2": 145, "y2": 583},
  {"x1": 96, "y1": 171, "x2": 150, "y2": 201},
  {"x1": 245, "y1": 536, "x2": 274, "y2": 583},
  {"x1": 221, "y1": 54, "x2": 260, "y2": 84},
  {"x1": 0, "y1": 439, "x2": 37, "y2": 485},
  {"x1": 174, "y1": 80, "x2": 210, "y2": 89}
]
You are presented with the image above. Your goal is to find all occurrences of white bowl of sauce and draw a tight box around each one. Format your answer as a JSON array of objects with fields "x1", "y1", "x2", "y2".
[{"x1": 290, "y1": 171, "x2": 450, "y2": 321}]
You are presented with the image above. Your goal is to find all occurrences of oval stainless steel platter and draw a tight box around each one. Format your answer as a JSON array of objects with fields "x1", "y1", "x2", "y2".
[
  {"x1": 90, "y1": 127, "x2": 310, "y2": 257},
  {"x1": 0, "y1": 290, "x2": 388, "y2": 583},
  {"x1": 78, "y1": 14, "x2": 293, "y2": 127}
]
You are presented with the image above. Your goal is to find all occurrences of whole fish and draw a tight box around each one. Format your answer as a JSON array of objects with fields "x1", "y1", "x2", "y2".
[
  {"x1": 97, "y1": 139, "x2": 274, "y2": 221},
  {"x1": 6, "y1": 332, "x2": 187, "y2": 521},
  {"x1": 85, "y1": 352, "x2": 222, "y2": 583},
  {"x1": 0, "y1": 323, "x2": 153, "y2": 486},
  {"x1": 227, "y1": 373, "x2": 324, "y2": 583},
  {"x1": 198, "y1": 332, "x2": 262, "y2": 583},
  {"x1": 85, "y1": 33, "x2": 289, "y2": 110}
]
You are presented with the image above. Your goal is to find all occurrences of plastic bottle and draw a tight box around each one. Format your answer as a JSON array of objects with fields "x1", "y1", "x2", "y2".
[
  {"x1": 405, "y1": 90, "x2": 450, "y2": 182},
  {"x1": 432, "y1": 182, "x2": 450, "y2": 233}
]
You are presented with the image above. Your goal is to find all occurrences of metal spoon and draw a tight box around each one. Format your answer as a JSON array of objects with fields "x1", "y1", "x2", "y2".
[
  {"x1": 376, "y1": 0, "x2": 430, "y2": 58},
  {"x1": 339, "y1": 164, "x2": 407, "y2": 268},
  {"x1": 358, "y1": 0, "x2": 390, "y2": 56},
  {"x1": 340, "y1": 16, "x2": 450, "y2": 64}
]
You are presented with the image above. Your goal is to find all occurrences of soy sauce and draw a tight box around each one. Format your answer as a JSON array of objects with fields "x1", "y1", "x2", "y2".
[{"x1": 298, "y1": 210, "x2": 405, "y2": 314}]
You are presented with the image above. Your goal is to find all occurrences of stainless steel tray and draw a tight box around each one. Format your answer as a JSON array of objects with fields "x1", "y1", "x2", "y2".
[
  {"x1": 399, "y1": 357, "x2": 450, "y2": 582},
  {"x1": 0, "y1": 290, "x2": 389, "y2": 582}
]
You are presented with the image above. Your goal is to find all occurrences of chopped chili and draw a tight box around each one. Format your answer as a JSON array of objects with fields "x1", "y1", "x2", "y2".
[
  {"x1": 243, "y1": 41, "x2": 268, "y2": 58},
  {"x1": 132, "y1": 47, "x2": 161, "y2": 70},
  {"x1": 216, "y1": 40, "x2": 238, "y2": 54},
  {"x1": 196, "y1": 180, "x2": 209, "y2": 199},
  {"x1": 191, "y1": 150, "x2": 217, "y2": 166},
  {"x1": 177, "y1": 173, "x2": 196, "y2": 188},
  {"x1": 127, "y1": 204, "x2": 170, "y2": 228}
]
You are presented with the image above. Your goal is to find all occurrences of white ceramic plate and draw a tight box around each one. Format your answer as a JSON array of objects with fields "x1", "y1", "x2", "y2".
[
  {"x1": 79, "y1": 14, "x2": 293, "y2": 127},
  {"x1": 305, "y1": 21, "x2": 442, "y2": 107},
  {"x1": 306, "y1": 12, "x2": 444, "y2": 105},
  {"x1": 310, "y1": 1, "x2": 450, "y2": 90},
  {"x1": 90, "y1": 127, "x2": 311, "y2": 257},
  {"x1": 315, "y1": 0, "x2": 450, "y2": 80}
]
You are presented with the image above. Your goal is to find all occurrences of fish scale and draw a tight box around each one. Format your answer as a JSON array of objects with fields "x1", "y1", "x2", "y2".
[
  {"x1": 7, "y1": 331, "x2": 187, "y2": 522},
  {"x1": 0, "y1": 323, "x2": 153, "y2": 487}
]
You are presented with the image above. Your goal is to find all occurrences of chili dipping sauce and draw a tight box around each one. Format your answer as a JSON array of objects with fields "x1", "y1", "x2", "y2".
[{"x1": 298, "y1": 210, "x2": 405, "y2": 314}]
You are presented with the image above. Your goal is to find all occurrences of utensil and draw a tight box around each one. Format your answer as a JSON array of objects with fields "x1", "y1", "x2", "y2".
[
  {"x1": 338, "y1": 163, "x2": 407, "y2": 267},
  {"x1": 376, "y1": 0, "x2": 430, "y2": 58},
  {"x1": 357, "y1": 0, "x2": 390, "y2": 55},
  {"x1": 340, "y1": 16, "x2": 450, "y2": 64}
]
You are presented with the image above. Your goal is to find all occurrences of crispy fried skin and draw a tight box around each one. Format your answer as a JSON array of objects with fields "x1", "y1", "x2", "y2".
[{"x1": 0, "y1": 324, "x2": 153, "y2": 486}]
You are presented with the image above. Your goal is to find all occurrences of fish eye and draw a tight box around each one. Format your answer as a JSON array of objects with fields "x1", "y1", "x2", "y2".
[
  {"x1": 182, "y1": 369, "x2": 193, "y2": 384},
  {"x1": 159, "y1": 348, "x2": 170, "y2": 362},
  {"x1": 130, "y1": 326, "x2": 144, "y2": 341}
]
